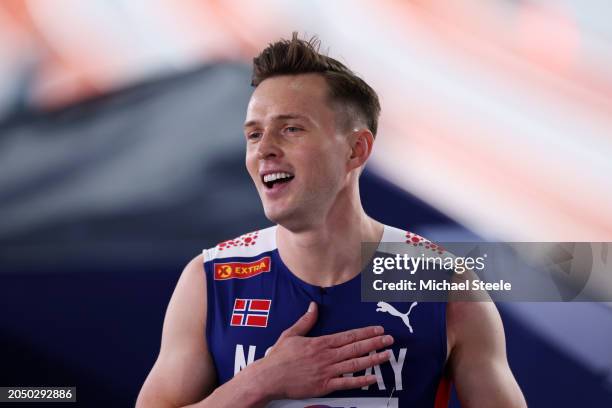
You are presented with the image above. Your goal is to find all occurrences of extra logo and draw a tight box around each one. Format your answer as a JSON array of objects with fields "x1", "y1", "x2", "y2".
[
  {"x1": 214, "y1": 257, "x2": 271, "y2": 280},
  {"x1": 231, "y1": 298, "x2": 271, "y2": 328}
]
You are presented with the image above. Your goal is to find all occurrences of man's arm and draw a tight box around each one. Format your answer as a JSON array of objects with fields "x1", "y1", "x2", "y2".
[
  {"x1": 136, "y1": 254, "x2": 218, "y2": 407},
  {"x1": 447, "y1": 301, "x2": 527, "y2": 408}
]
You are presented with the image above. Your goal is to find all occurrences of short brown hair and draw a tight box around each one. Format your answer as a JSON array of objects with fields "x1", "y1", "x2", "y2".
[{"x1": 251, "y1": 32, "x2": 381, "y2": 137}]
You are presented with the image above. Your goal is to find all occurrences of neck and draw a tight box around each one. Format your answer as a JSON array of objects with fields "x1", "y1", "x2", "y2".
[{"x1": 276, "y1": 186, "x2": 384, "y2": 287}]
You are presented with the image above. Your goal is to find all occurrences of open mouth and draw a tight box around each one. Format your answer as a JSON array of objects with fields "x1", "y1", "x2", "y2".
[{"x1": 262, "y1": 172, "x2": 295, "y2": 189}]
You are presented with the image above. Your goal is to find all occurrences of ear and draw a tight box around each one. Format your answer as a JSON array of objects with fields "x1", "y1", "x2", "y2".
[{"x1": 347, "y1": 128, "x2": 374, "y2": 171}]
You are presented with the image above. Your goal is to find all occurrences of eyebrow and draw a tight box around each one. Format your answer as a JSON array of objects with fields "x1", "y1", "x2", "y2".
[{"x1": 243, "y1": 113, "x2": 311, "y2": 129}]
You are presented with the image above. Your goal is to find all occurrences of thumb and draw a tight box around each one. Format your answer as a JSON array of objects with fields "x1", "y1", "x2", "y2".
[{"x1": 279, "y1": 301, "x2": 318, "y2": 339}]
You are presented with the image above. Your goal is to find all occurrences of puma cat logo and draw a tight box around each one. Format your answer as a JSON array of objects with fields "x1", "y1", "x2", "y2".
[{"x1": 376, "y1": 301, "x2": 418, "y2": 333}]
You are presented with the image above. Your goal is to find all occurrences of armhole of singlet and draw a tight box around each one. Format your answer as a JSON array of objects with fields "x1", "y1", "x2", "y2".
[
  {"x1": 435, "y1": 301, "x2": 451, "y2": 407},
  {"x1": 202, "y1": 249, "x2": 215, "y2": 356},
  {"x1": 439, "y1": 301, "x2": 448, "y2": 371}
]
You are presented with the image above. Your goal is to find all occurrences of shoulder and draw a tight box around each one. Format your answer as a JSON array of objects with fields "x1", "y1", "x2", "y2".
[
  {"x1": 172, "y1": 254, "x2": 208, "y2": 312},
  {"x1": 181, "y1": 253, "x2": 206, "y2": 284},
  {"x1": 378, "y1": 224, "x2": 450, "y2": 257},
  {"x1": 446, "y1": 300, "x2": 504, "y2": 359},
  {"x1": 203, "y1": 225, "x2": 278, "y2": 263}
]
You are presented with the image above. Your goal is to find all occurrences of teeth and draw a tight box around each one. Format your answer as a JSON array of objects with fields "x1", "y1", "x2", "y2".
[{"x1": 263, "y1": 172, "x2": 293, "y2": 183}]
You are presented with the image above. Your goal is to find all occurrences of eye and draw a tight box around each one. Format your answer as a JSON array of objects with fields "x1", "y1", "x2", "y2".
[
  {"x1": 285, "y1": 126, "x2": 302, "y2": 133},
  {"x1": 247, "y1": 132, "x2": 262, "y2": 141}
]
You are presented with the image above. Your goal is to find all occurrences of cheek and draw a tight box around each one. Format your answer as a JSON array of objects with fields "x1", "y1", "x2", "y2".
[
  {"x1": 245, "y1": 151, "x2": 258, "y2": 180},
  {"x1": 305, "y1": 152, "x2": 343, "y2": 188},
  {"x1": 321, "y1": 142, "x2": 348, "y2": 173},
  {"x1": 245, "y1": 145, "x2": 257, "y2": 164}
]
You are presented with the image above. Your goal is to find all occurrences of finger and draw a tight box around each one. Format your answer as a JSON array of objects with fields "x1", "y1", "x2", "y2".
[
  {"x1": 320, "y1": 325, "x2": 384, "y2": 348},
  {"x1": 325, "y1": 374, "x2": 378, "y2": 392},
  {"x1": 332, "y1": 350, "x2": 391, "y2": 376},
  {"x1": 278, "y1": 301, "x2": 318, "y2": 340},
  {"x1": 333, "y1": 335, "x2": 394, "y2": 362}
]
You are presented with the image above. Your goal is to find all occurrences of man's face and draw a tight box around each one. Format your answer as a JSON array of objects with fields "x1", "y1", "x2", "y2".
[{"x1": 244, "y1": 74, "x2": 351, "y2": 228}]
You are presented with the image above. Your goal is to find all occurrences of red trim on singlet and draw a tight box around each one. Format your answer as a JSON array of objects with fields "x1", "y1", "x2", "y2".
[{"x1": 434, "y1": 377, "x2": 451, "y2": 408}]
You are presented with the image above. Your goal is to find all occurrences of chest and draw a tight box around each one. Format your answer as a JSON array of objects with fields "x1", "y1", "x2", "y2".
[{"x1": 207, "y1": 265, "x2": 446, "y2": 394}]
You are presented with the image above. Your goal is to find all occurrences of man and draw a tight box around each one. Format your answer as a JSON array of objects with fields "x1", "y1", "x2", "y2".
[{"x1": 137, "y1": 33, "x2": 526, "y2": 407}]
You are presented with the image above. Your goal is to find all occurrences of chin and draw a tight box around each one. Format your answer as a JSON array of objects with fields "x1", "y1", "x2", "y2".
[
  {"x1": 263, "y1": 205, "x2": 303, "y2": 227},
  {"x1": 263, "y1": 206, "x2": 288, "y2": 224},
  {"x1": 265, "y1": 207, "x2": 317, "y2": 233}
]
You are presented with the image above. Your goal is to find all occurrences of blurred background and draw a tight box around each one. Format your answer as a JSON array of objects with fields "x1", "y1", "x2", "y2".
[{"x1": 1, "y1": 0, "x2": 611, "y2": 406}]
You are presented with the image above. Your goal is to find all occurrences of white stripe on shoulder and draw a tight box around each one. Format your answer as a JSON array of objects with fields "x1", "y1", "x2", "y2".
[
  {"x1": 203, "y1": 225, "x2": 278, "y2": 262},
  {"x1": 378, "y1": 224, "x2": 449, "y2": 256}
]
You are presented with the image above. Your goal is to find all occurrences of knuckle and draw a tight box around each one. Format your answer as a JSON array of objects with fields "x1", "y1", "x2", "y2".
[
  {"x1": 321, "y1": 377, "x2": 332, "y2": 393},
  {"x1": 309, "y1": 337, "x2": 321, "y2": 350},
  {"x1": 322, "y1": 365, "x2": 336, "y2": 380},
  {"x1": 305, "y1": 341, "x2": 319, "y2": 356},
  {"x1": 318, "y1": 348, "x2": 331, "y2": 362},
  {"x1": 350, "y1": 358, "x2": 359, "y2": 373},
  {"x1": 285, "y1": 337, "x2": 300, "y2": 350},
  {"x1": 325, "y1": 348, "x2": 338, "y2": 362},
  {"x1": 318, "y1": 336, "x2": 330, "y2": 348}
]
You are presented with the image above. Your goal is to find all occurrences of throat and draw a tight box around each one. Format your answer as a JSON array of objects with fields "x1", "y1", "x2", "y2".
[
  {"x1": 276, "y1": 229, "x2": 365, "y2": 287},
  {"x1": 275, "y1": 220, "x2": 385, "y2": 287}
]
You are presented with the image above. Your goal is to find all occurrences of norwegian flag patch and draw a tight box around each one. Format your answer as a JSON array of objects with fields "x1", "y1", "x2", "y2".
[{"x1": 230, "y1": 298, "x2": 271, "y2": 328}]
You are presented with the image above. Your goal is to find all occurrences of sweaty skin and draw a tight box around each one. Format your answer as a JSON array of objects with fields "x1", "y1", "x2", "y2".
[{"x1": 137, "y1": 73, "x2": 527, "y2": 408}]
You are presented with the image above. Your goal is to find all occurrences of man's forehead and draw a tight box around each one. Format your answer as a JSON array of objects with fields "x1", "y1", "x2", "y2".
[
  {"x1": 245, "y1": 75, "x2": 332, "y2": 125},
  {"x1": 244, "y1": 113, "x2": 313, "y2": 128},
  {"x1": 249, "y1": 74, "x2": 328, "y2": 105}
]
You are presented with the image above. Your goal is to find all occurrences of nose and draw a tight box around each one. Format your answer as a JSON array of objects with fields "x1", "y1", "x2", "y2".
[{"x1": 257, "y1": 131, "x2": 283, "y2": 160}]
